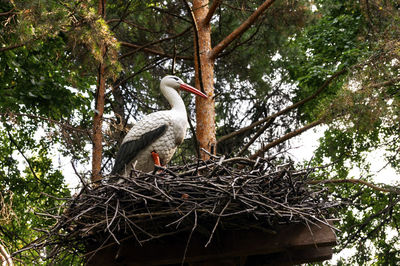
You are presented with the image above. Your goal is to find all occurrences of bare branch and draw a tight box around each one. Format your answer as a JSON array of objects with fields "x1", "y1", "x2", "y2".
[
  {"x1": 308, "y1": 179, "x2": 400, "y2": 195},
  {"x1": 0, "y1": 112, "x2": 89, "y2": 133},
  {"x1": 367, "y1": 76, "x2": 400, "y2": 89},
  {"x1": 343, "y1": 197, "x2": 400, "y2": 249},
  {"x1": 0, "y1": 242, "x2": 13, "y2": 266},
  {"x1": 250, "y1": 118, "x2": 324, "y2": 159},
  {"x1": 119, "y1": 26, "x2": 192, "y2": 60},
  {"x1": 0, "y1": 42, "x2": 27, "y2": 52},
  {"x1": 209, "y1": 0, "x2": 276, "y2": 60},
  {"x1": 236, "y1": 117, "x2": 274, "y2": 156},
  {"x1": 216, "y1": 17, "x2": 264, "y2": 59},
  {"x1": 107, "y1": 19, "x2": 161, "y2": 33},
  {"x1": 217, "y1": 69, "x2": 347, "y2": 144},
  {"x1": 0, "y1": 8, "x2": 15, "y2": 17},
  {"x1": 203, "y1": 0, "x2": 223, "y2": 25},
  {"x1": 6, "y1": 129, "x2": 49, "y2": 187},
  {"x1": 109, "y1": 0, "x2": 134, "y2": 31},
  {"x1": 119, "y1": 41, "x2": 192, "y2": 60},
  {"x1": 71, "y1": 161, "x2": 89, "y2": 192},
  {"x1": 221, "y1": 2, "x2": 254, "y2": 12},
  {"x1": 112, "y1": 57, "x2": 169, "y2": 91},
  {"x1": 151, "y1": 6, "x2": 191, "y2": 23}
]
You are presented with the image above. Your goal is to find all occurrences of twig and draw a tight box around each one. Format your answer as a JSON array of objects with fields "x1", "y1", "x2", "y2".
[
  {"x1": 205, "y1": 199, "x2": 231, "y2": 247},
  {"x1": 6, "y1": 130, "x2": 50, "y2": 187},
  {"x1": 181, "y1": 209, "x2": 197, "y2": 265},
  {"x1": 120, "y1": 41, "x2": 192, "y2": 60},
  {"x1": 250, "y1": 118, "x2": 324, "y2": 159},
  {"x1": 71, "y1": 161, "x2": 89, "y2": 192}
]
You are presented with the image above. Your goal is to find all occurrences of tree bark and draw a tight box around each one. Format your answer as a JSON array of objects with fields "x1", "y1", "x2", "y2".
[
  {"x1": 191, "y1": 0, "x2": 277, "y2": 159},
  {"x1": 203, "y1": 0, "x2": 222, "y2": 25},
  {"x1": 91, "y1": 0, "x2": 107, "y2": 182},
  {"x1": 193, "y1": 0, "x2": 217, "y2": 159}
]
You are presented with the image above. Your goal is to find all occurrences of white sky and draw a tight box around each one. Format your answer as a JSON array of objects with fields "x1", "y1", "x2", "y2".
[{"x1": 290, "y1": 126, "x2": 400, "y2": 184}]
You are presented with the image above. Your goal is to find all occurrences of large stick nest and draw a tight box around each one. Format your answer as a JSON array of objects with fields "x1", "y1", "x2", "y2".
[{"x1": 25, "y1": 156, "x2": 337, "y2": 262}]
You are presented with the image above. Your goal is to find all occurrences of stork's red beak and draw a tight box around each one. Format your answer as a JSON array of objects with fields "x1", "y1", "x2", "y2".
[{"x1": 180, "y1": 83, "x2": 208, "y2": 98}]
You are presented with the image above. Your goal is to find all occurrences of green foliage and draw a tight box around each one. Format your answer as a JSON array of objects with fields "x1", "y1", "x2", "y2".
[
  {"x1": 0, "y1": 1, "x2": 103, "y2": 263},
  {"x1": 1, "y1": 40, "x2": 91, "y2": 117},
  {"x1": 1, "y1": 0, "x2": 400, "y2": 264},
  {"x1": 0, "y1": 124, "x2": 71, "y2": 263},
  {"x1": 284, "y1": 1, "x2": 400, "y2": 264},
  {"x1": 285, "y1": 8, "x2": 367, "y2": 121}
]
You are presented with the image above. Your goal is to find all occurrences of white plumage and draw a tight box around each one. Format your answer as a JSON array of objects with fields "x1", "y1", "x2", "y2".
[
  {"x1": 111, "y1": 75, "x2": 207, "y2": 175},
  {"x1": 120, "y1": 111, "x2": 185, "y2": 173}
]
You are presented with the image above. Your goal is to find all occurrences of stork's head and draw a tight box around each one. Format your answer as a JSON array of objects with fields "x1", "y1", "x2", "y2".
[{"x1": 161, "y1": 75, "x2": 207, "y2": 98}]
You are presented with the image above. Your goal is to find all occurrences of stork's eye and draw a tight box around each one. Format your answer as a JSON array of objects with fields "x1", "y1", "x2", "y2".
[{"x1": 172, "y1": 77, "x2": 179, "y2": 81}]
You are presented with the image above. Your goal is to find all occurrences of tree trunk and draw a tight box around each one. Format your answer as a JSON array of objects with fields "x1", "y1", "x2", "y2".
[
  {"x1": 193, "y1": 0, "x2": 216, "y2": 160},
  {"x1": 91, "y1": 0, "x2": 106, "y2": 182}
]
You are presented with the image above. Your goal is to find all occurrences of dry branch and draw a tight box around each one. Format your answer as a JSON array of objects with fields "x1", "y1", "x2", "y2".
[
  {"x1": 0, "y1": 9, "x2": 14, "y2": 17},
  {"x1": 0, "y1": 42, "x2": 27, "y2": 52},
  {"x1": 367, "y1": 76, "x2": 400, "y2": 89}
]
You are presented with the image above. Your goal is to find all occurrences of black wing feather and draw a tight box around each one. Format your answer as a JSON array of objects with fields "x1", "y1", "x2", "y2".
[{"x1": 111, "y1": 124, "x2": 167, "y2": 174}]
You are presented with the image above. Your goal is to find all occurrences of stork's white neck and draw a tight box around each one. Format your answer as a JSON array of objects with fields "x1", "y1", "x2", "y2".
[{"x1": 161, "y1": 85, "x2": 187, "y2": 113}]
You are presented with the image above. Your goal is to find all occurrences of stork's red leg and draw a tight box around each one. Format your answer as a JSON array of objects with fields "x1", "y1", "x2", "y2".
[{"x1": 151, "y1": 151, "x2": 161, "y2": 167}]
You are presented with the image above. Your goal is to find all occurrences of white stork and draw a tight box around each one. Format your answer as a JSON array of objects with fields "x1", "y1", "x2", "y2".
[{"x1": 111, "y1": 75, "x2": 207, "y2": 175}]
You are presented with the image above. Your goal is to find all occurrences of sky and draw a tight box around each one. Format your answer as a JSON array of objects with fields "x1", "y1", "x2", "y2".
[{"x1": 289, "y1": 125, "x2": 400, "y2": 185}]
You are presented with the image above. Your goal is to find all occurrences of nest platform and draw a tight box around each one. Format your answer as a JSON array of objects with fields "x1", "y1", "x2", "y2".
[{"x1": 26, "y1": 157, "x2": 338, "y2": 265}]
